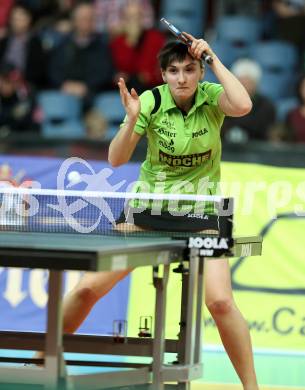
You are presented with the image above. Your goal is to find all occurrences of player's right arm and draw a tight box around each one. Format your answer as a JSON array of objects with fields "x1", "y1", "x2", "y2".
[{"x1": 108, "y1": 78, "x2": 142, "y2": 167}]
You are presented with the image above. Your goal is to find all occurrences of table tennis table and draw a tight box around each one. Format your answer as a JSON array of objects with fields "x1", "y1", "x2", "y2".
[{"x1": 0, "y1": 231, "x2": 262, "y2": 390}]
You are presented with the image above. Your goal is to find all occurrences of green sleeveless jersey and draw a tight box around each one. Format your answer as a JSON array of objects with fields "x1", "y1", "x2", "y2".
[{"x1": 122, "y1": 82, "x2": 225, "y2": 196}]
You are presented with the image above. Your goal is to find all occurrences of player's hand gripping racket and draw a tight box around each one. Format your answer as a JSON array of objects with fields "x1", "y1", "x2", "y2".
[{"x1": 160, "y1": 17, "x2": 213, "y2": 65}]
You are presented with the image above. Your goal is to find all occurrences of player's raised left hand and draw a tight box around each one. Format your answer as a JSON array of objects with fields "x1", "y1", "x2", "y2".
[{"x1": 118, "y1": 77, "x2": 140, "y2": 123}]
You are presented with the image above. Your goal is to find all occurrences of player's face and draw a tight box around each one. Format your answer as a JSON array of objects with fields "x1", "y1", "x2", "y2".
[{"x1": 162, "y1": 56, "x2": 204, "y2": 102}]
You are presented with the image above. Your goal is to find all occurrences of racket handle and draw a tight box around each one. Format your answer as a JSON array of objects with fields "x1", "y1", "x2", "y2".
[
  {"x1": 183, "y1": 36, "x2": 213, "y2": 65},
  {"x1": 202, "y1": 52, "x2": 213, "y2": 65}
]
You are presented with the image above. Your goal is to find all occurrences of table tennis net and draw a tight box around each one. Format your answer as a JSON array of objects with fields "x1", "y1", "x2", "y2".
[{"x1": 0, "y1": 188, "x2": 233, "y2": 237}]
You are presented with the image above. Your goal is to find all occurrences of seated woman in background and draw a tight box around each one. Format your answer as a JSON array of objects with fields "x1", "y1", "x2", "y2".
[
  {"x1": 110, "y1": 0, "x2": 166, "y2": 94},
  {"x1": 286, "y1": 73, "x2": 305, "y2": 143},
  {"x1": 94, "y1": 0, "x2": 154, "y2": 37}
]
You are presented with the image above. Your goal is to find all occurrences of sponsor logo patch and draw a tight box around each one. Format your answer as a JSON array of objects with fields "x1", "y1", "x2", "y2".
[
  {"x1": 192, "y1": 128, "x2": 208, "y2": 138},
  {"x1": 187, "y1": 236, "x2": 233, "y2": 257},
  {"x1": 159, "y1": 150, "x2": 211, "y2": 167},
  {"x1": 157, "y1": 128, "x2": 176, "y2": 138},
  {"x1": 188, "y1": 237, "x2": 229, "y2": 250},
  {"x1": 159, "y1": 139, "x2": 175, "y2": 153}
]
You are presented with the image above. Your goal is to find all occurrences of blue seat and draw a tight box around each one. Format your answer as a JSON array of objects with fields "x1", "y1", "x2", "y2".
[
  {"x1": 160, "y1": 13, "x2": 203, "y2": 37},
  {"x1": 276, "y1": 97, "x2": 299, "y2": 121},
  {"x1": 249, "y1": 40, "x2": 298, "y2": 101},
  {"x1": 94, "y1": 91, "x2": 126, "y2": 141},
  {"x1": 162, "y1": 0, "x2": 206, "y2": 18},
  {"x1": 210, "y1": 40, "x2": 240, "y2": 68},
  {"x1": 249, "y1": 40, "x2": 298, "y2": 72},
  {"x1": 161, "y1": 0, "x2": 206, "y2": 37},
  {"x1": 258, "y1": 72, "x2": 296, "y2": 101},
  {"x1": 42, "y1": 120, "x2": 85, "y2": 139},
  {"x1": 38, "y1": 91, "x2": 86, "y2": 139},
  {"x1": 163, "y1": 0, "x2": 196, "y2": 13},
  {"x1": 216, "y1": 16, "x2": 261, "y2": 45}
]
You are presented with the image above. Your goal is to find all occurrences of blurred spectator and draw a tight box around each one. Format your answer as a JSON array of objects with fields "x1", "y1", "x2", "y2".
[
  {"x1": 0, "y1": 4, "x2": 48, "y2": 89},
  {"x1": 270, "y1": 0, "x2": 305, "y2": 53},
  {"x1": 52, "y1": 13, "x2": 72, "y2": 35},
  {"x1": 39, "y1": 12, "x2": 72, "y2": 54},
  {"x1": 110, "y1": 0, "x2": 165, "y2": 93},
  {"x1": 272, "y1": 0, "x2": 305, "y2": 17},
  {"x1": 222, "y1": 59, "x2": 276, "y2": 142},
  {"x1": 48, "y1": 2, "x2": 115, "y2": 104},
  {"x1": 0, "y1": 63, "x2": 36, "y2": 136},
  {"x1": 26, "y1": 0, "x2": 75, "y2": 31},
  {"x1": 285, "y1": 73, "x2": 305, "y2": 142},
  {"x1": 18, "y1": 1, "x2": 74, "y2": 52},
  {"x1": 0, "y1": 0, "x2": 14, "y2": 38},
  {"x1": 94, "y1": 0, "x2": 154, "y2": 36}
]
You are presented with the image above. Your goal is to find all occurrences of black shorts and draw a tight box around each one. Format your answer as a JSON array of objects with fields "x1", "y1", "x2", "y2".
[{"x1": 116, "y1": 207, "x2": 233, "y2": 237}]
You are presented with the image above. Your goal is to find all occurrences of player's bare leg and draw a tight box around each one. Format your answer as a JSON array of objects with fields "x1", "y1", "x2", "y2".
[
  {"x1": 34, "y1": 223, "x2": 142, "y2": 361},
  {"x1": 62, "y1": 269, "x2": 132, "y2": 332},
  {"x1": 34, "y1": 268, "x2": 131, "y2": 362},
  {"x1": 205, "y1": 258, "x2": 259, "y2": 390}
]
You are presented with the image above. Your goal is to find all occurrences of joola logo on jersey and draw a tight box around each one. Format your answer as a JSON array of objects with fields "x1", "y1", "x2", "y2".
[
  {"x1": 159, "y1": 139, "x2": 175, "y2": 153},
  {"x1": 159, "y1": 150, "x2": 211, "y2": 167},
  {"x1": 192, "y1": 128, "x2": 208, "y2": 138},
  {"x1": 157, "y1": 128, "x2": 176, "y2": 138}
]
